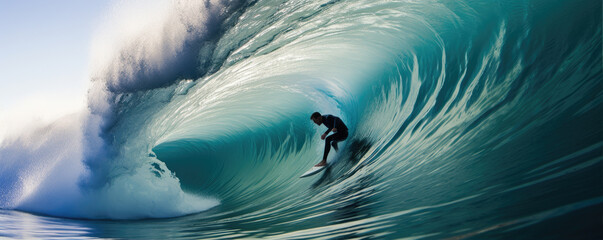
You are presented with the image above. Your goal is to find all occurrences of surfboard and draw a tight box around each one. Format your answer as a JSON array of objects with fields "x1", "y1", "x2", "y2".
[{"x1": 300, "y1": 165, "x2": 327, "y2": 178}]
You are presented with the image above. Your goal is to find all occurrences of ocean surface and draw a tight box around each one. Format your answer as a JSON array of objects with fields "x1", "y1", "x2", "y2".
[{"x1": 1, "y1": 0, "x2": 601, "y2": 239}]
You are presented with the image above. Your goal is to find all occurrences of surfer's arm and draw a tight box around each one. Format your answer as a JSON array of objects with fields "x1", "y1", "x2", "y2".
[
  {"x1": 321, "y1": 130, "x2": 330, "y2": 139},
  {"x1": 326, "y1": 116, "x2": 339, "y2": 134},
  {"x1": 321, "y1": 116, "x2": 340, "y2": 139},
  {"x1": 322, "y1": 127, "x2": 333, "y2": 139}
]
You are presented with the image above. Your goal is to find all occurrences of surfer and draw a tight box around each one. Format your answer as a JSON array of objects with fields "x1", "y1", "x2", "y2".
[{"x1": 310, "y1": 112, "x2": 348, "y2": 167}]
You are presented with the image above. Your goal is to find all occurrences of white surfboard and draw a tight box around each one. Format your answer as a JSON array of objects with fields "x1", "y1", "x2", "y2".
[{"x1": 300, "y1": 165, "x2": 327, "y2": 178}]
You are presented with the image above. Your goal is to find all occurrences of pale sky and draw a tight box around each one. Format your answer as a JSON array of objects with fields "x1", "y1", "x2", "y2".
[{"x1": 0, "y1": 0, "x2": 109, "y2": 139}]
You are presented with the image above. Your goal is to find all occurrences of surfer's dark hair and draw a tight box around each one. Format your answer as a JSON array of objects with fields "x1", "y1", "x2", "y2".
[{"x1": 311, "y1": 112, "x2": 321, "y2": 119}]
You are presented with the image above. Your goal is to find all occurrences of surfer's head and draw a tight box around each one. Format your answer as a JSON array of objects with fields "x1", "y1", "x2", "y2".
[{"x1": 310, "y1": 112, "x2": 322, "y2": 125}]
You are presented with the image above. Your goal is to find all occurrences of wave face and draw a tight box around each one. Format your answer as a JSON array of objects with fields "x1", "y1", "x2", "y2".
[{"x1": 1, "y1": 0, "x2": 601, "y2": 238}]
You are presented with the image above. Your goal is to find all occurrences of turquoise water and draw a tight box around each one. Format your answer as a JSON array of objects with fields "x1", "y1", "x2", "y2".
[{"x1": 1, "y1": 0, "x2": 601, "y2": 239}]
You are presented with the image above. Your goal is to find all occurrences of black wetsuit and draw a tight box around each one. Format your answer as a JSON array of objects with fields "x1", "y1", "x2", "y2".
[{"x1": 321, "y1": 115, "x2": 348, "y2": 160}]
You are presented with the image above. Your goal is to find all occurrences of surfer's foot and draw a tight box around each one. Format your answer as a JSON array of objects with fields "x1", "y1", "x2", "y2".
[{"x1": 314, "y1": 160, "x2": 327, "y2": 167}]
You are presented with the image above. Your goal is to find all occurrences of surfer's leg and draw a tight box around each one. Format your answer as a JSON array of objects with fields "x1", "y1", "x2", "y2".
[
  {"x1": 318, "y1": 132, "x2": 348, "y2": 166},
  {"x1": 321, "y1": 135, "x2": 335, "y2": 162},
  {"x1": 330, "y1": 131, "x2": 347, "y2": 152}
]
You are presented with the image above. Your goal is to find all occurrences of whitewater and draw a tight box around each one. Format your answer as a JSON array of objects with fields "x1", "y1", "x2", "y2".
[{"x1": 1, "y1": 0, "x2": 601, "y2": 239}]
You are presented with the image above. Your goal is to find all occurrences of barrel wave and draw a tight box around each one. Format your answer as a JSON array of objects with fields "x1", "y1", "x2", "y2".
[{"x1": 0, "y1": 0, "x2": 601, "y2": 239}]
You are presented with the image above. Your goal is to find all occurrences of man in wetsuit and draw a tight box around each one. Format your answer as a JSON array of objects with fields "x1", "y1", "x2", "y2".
[{"x1": 310, "y1": 112, "x2": 349, "y2": 167}]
